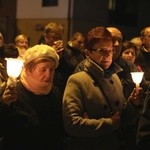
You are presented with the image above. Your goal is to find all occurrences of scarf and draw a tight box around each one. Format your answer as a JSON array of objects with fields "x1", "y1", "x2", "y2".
[{"x1": 104, "y1": 63, "x2": 115, "y2": 78}]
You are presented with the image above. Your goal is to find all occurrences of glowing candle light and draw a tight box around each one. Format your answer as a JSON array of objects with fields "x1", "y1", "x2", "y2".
[
  {"x1": 5, "y1": 58, "x2": 24, "y2": 86},
  {"x1": 131, "y1": 72, "x2": 144, "y2": 89}
]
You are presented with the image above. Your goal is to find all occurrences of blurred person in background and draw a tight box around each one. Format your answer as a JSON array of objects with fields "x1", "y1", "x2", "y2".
[
  {"x1": 42, "y1": 21, "x2": 74, "y2": 93},
  {"x1": 135, "y1": 26, "x2": 150, "y2": 81},
  {"x1": 135, "y1": 27, "x2": 150, "y2": 150},
  {"x1": 15, "y1": 34, "x2": 29, "y2": 59},
  {"x1": 106, "y1": 27, "x2": 144, "y2": 150},
  {"x1": 0, "y1": 44, "x2": 19, "y2": 94},
  {"x1": 0, "y1": 43, "x2": 19, "y2": 148},
  {"x1": 43, "y1": 21, "x2": 64, "y2": 54},
  {"x1": 107, "y1": 27, "x2": 139, "y2": 98},
  {"x1": 64, "y1": 32, "x2": 86, "y2": 71},
  {"x1": 130, "y1": 36, "x2": 142, "y2": 53}
]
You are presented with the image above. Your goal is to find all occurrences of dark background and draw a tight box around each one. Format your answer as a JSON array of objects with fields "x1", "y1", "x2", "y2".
[
  {"x1": 70, "y1": 0, "x2": 150, "y2": 40},
  {"x1": 0, "y1": 0, "x2": 150, "y2": 43}
]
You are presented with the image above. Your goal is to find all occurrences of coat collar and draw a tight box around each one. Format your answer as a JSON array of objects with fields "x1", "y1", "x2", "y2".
[{"x1": 83, "y1": 58, "x2": 122, "y2": 79}]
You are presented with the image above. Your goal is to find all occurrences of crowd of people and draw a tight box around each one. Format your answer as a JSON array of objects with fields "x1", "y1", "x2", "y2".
[{"x1": 0, "y1": 22, "x2": 150, "y2": 150}]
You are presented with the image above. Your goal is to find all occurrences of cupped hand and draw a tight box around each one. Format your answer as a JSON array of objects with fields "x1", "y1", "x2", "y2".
[
  {"x1": 52, "y1": 40, "x2": 64, "y2": 53},
  {"x1": 128, "y1": 87, "x2": 143, "y2": 107},
  {"x1": 2, "y1": 85, "x2": 17, "y2": 105}
]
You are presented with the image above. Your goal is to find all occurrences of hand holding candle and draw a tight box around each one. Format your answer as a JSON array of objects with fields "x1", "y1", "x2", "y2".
[{"x1": 129, "y1": 72, "x2": 144, "y2": 107}]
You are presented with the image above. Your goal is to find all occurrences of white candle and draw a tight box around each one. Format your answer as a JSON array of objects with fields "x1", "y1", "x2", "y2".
[
  {"x1": 131, "y1": 72, "x2": 144, "y2": 89},
  {"x1": 5, "y1": 58, "x2": 24, "y2": 86}
]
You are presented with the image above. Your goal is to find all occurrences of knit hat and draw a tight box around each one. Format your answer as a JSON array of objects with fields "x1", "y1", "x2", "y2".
[{"x1": 23, "y1": 44, "x2": 59, "y2": 68}]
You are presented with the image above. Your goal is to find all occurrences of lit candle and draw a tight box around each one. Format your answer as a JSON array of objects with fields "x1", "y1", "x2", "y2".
[
  {"x1": 130, "y1": 72, "x2": 144, "y2": 89},
  {"x1": 5, "y1": 58, "x2": 24, "y2": 86}
]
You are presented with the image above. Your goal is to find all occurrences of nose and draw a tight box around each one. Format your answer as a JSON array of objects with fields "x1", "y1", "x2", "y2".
[{"x1": 128, "y1": 52, "x2": 134, "y2": 57}]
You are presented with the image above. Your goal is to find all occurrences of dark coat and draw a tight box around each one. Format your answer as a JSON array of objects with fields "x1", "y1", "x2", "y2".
[
  {"x1": 0, "y1": 82, "x2": 65, "y2": 150},
  {"x1": 135, "y1": 47, "x2": 150, "y2": 81},
  {"x1": 136, "y1": 85, "x2": 150, "y2": 150}
]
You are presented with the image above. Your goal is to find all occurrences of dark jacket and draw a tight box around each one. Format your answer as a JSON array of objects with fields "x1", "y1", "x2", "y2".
[
  {"x1": 0, "y1": 82, "x2": 65, "y2": 150},
  {"x1": 136, "y1": 85, "x2": 150, "y2": 150},
  {"x1": 115, "y1": 57, "x2": 138, "y2": 99},
  {"x1": 135, "y1": 47, "x2": 150, "y2": 81},
  {"x1": 64, "y1": 44, "x2": 85, "y2": 70}
]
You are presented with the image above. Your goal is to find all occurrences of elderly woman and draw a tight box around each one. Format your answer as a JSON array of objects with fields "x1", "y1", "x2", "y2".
[{"x1": 0, "y1": 44, "x2": 65, "y2": 150}]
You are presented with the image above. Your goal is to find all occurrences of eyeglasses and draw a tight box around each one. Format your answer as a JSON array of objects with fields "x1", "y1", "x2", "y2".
[{"x1": 91, "y1": 48, "x2": 115, "y2": 56}]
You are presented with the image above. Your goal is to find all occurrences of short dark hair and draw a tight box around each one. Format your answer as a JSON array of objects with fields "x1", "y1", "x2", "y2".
[
  {"x1": 122, "y1": 41, "x2": 138, "y2": 56},
  {"x1": 44, "y1": 22, "x2": 64, "y2": 34},
  {"x1": 84, "y1": 27, "x2": 113, "y2": 51}
]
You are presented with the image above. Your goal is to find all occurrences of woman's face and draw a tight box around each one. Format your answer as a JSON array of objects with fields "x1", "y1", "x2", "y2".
[
  {"x1": 16, "y1": 37, "x2": 28, "y2": 49},
  {"x1": 87, "y1": 40, "x2": 114, "y2": 70},
  {"x1": 30, "y1": 60, "x2": 56, "y2": 84},
  {"x1": 121, "y1": 48, "x2": 136, "y2": 63}
]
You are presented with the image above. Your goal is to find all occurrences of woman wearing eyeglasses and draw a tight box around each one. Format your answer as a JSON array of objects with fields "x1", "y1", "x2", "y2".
[{"x1": 63, "y1": 27, "x2": 143, "y2": 150}]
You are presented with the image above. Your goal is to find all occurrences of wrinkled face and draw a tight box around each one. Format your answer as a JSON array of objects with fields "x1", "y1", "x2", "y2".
[
  {"x1": 121, "y1": 48, "x2": 136, "y2": 64},
  {"x1": 87, "y1": 40, "x2": 114, "y2": 70},
  {"x1": 30, "y1": 60, "x2": 56, "y2": 84}
]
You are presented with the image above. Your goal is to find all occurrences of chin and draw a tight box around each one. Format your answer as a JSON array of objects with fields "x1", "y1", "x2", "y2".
[
  {"x1": 104, "y1": 67, "x2": 109, "y2": 70},
  {"x1": 102, "y1": 63, "x2": 111, "y2": 70},
  {"x1": 101, "y1": 66, "x2": 108, "y2": 70}
]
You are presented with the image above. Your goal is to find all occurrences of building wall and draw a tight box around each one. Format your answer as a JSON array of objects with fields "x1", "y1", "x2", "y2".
[
  {"x1": 1, "y1": 0, "x2": 150, "y2": 45},
  {"x1": 0, "y1": 0, "x2": 17, "y2": 43},
  {"x1": 71, "y1": 0, "x2": 150, "y2": 40},
  {"x1": 16, "y1": 0, "x2": 69, "y2": 46},
  {"x1": 17, "y1": 0, "x2": 69, "y2": 19}
]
